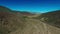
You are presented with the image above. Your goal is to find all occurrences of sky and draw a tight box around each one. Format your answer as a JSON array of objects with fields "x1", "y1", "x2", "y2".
[{"x1": 0, "y1": 0, "x2": 60, "y2": 13}]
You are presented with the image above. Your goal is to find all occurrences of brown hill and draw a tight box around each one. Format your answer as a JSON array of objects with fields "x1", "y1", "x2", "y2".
[
  {"x1": 0, "y1": 11, "x2": 26, "y2": 34},
  {"x1": 0, "y1": 6, "x2": 27, "y2": 34},
  {"x1": 38, "y1": 10, "x2": 60, "y2": 28}
]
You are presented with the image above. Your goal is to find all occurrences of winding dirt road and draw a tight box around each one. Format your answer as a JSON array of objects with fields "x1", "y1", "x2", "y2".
[{"x1": 10, "y1": 19, "x2": 60, "y2": 34}]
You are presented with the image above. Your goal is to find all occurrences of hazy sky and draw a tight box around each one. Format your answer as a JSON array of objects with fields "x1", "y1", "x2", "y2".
[{"x1": 0, "y1": 0, "x2": 60, "y2": 13}]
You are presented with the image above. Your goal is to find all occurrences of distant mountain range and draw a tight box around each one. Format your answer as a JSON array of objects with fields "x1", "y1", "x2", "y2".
[
  {"x1": 0, "y1": 6, "x2": 34, "y2": 16},
  {"x1": 0, "y1": 6, "x2": 60, "y2": 34}
]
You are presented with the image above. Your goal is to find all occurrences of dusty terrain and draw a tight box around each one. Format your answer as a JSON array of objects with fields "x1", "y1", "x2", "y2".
[{"x1": 0, "y1": 6, "x2": 60, "y2": 34}]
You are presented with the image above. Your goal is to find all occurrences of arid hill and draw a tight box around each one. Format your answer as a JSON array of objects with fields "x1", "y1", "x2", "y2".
[
  {"x1": 0, "y1": 6, "x2": 31, "y2": 34},
  {"x1": 38, "y1": 10, "x2": 60, "y2": 28}
]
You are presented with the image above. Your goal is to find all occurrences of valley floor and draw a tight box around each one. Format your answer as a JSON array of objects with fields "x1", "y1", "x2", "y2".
[{"x1": 10, "y1": 18, "x2": 60, "y2": 34}]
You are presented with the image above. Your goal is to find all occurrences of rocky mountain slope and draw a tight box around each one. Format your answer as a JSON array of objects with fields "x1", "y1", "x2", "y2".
[
  {"x1": 38, "y1": 10, "x2": 60, "y2": 28},
  {"x1": 0, "y1": 6, "x2": 60, "y2": 34}
]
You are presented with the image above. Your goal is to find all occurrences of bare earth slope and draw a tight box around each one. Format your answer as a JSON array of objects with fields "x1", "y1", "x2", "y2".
[
  {"x1": 38, "y1": 10, "x2": 60, "y2": 28},
  {"x1": 0, "y1": 12, "x2": 26, "y2": 34}
]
